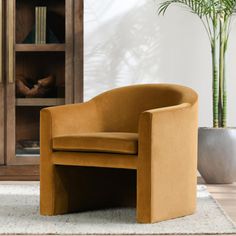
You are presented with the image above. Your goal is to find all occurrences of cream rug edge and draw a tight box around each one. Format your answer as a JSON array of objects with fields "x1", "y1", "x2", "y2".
[{"x1": 0, "y1": 183, "x2": 236, "y2": 235}]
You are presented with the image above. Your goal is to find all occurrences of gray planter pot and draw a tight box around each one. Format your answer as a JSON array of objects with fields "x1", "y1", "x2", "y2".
[{"x1": 198, "y1": 127, "x2": 236, "y2": 184}]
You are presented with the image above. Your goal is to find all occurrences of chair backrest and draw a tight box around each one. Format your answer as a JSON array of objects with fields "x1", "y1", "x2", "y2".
[{"x1": 93, "y1": 84, "x2": 198, "y2": 133}]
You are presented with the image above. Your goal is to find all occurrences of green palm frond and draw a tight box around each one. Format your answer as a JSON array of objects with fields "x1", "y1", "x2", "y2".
[
  {"x1": 158, "y1": 0, "x2": 211, "y2": 18},
  {"x1": 222, "y1": 0, "x2": 236, "y2": 15},
  {"x1": 158, "y1": 0, "x2": 236, "y2": 18}
]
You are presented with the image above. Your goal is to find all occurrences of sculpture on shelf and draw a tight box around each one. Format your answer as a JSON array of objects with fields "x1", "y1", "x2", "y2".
[{"x1": 16, "y1": 75, "x2": 55, "y2": 98}]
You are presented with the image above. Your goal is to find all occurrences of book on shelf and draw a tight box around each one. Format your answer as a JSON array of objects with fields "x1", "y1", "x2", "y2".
[
  {"x1": 22, "y1": 6, "x2": 60, "y2": 44},
  {"x1": 35, "y1": 6, "x2": 47, "y2": 44},
  {"x1": 42, "y1": 6, "x2": 47, "y2": 44}
]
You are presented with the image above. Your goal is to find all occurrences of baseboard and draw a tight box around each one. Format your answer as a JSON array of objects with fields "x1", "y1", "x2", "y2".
[{"x1": 0, "y1": 165, "x2": 39, "y2": 181}]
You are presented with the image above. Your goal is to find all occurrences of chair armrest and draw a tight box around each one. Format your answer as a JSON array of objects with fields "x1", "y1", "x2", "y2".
[
  {"x1": 40, "y1": 101, "x2": 101, "y2": 215},
  {"x1": 40, "y1": 100, "x2": 101, "y2": 156},
  {"x1": 137, "y1": 102, "x2": 198, "y2": 222}
]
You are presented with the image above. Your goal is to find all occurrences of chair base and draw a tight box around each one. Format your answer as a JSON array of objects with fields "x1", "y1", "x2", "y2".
[
  {"x1": 40, "y1": 165, "x2": 196, "y2": 223},
  {"x1": 40, "y1": 166, "x2": 136, "y2": 215}
]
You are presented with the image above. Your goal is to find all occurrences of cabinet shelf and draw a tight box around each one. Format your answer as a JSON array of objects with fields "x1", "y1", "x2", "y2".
[
  {"x1": 16, "y1": 98, "x2": 65, "y2": 106},
  {"x1": 15, "y1": 44, "x2": 65, "y2": 52}
]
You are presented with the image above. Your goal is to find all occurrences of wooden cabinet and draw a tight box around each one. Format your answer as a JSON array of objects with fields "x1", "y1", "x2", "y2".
[{"x1": 0, "y1": 0, "x2": 83, "y2": 179}]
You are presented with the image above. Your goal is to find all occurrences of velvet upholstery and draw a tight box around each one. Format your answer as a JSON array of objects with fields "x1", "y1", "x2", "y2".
[
  {"x1": 40, "y1": 84, "x2": 198, "y2": 223},
  {"x1": 53, "y1": 132, "x2": 138, "y2": 154}
]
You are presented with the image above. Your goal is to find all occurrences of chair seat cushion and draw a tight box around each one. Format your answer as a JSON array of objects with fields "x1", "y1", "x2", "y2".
[{"x1": 53, "y1": 132, "x2": 138, "y2": 154}]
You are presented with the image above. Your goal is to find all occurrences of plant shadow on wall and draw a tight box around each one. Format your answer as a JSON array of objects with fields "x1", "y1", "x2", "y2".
[
  {"x1": 85, "y1": 1, "x2": 161, "y2": 100},
  {"x1": 84, "y1": 0, "x2": 204, "y2": 101}
]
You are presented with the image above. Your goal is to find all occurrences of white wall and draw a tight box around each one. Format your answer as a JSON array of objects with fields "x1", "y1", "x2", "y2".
[{"x1": 84, "y1": 0, "x2": 236, "y2": 127}]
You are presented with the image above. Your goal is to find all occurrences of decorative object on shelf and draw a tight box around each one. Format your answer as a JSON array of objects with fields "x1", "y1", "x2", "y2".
[
  {"x1": 16, "y1": 140, "x2": 40, "y2": 155},
  {"x1": 35, "y1": 6, "x2": 47, "y2": 44},
  {"x1": 158, "y1": 0, "x2": 236, "y2": 183},
  {"x1": 18, "y1": 140, "x2": 40, "y2": 150},
  {"x1": 15, "y1": 75, "x2": 32, "y2": 98},
  {"x1": 16, "y1": 75, "x2": 56, "y2": 98}
]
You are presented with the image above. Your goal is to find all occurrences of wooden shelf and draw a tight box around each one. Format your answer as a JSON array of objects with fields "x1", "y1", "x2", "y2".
[
  {"x1": 16, "y1": 98, "x2": 65, "y2": 106},
  {"x1": 15, "y1": 44, "x2": 65, "y2": 52}
]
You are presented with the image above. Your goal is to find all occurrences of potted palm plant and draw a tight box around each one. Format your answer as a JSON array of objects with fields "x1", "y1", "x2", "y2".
[{"x1": 158, "y1": 0, "x2": 236, "y2": 183}]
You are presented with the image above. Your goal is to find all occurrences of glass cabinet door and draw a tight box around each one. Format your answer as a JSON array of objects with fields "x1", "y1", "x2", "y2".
[{"x1": 6, "y1": 0, "x2": 74, "y2": 165}]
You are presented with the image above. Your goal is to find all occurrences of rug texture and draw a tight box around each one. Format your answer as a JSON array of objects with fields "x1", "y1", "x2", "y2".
[{"x1": 0, "y1": 183, "x2": 235, "y2": 235}]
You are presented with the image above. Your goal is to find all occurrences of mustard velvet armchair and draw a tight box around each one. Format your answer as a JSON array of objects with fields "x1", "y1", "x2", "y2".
[{"x1": 40, "y1": 84, "x2": 198, "y2": 223}]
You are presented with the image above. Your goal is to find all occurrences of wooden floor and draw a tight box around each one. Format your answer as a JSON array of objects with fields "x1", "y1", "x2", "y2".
[
  {"x1": 207, "y1": 184, "x2": 236, "y2": 223},
  {"x1": 0, "y1": 181, "x2": 235, "y2": 236}
]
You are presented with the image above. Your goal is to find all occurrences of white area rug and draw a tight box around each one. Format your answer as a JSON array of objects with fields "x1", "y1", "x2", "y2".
[{"x1": 0, "y1": 183, "x2": 235, "y2": 235}]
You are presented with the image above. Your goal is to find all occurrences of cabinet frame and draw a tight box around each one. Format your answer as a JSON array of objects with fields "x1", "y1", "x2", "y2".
[
  {"x1": 1, "y1": 0, "x2": 83, "y2": 171},
  {"x1": 74, "y1": 0, "x2": 83, "y2": 103},
  {"x1": 0, "y1": 0, "x2": 4, "y2": 165}
]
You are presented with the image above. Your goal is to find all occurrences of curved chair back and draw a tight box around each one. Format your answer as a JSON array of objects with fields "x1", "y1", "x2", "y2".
[{"x1": 93, "y1": 84, "x2": 198, "y2": 133}]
